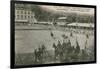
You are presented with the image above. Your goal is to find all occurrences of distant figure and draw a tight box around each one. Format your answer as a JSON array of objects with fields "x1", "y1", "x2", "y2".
[
  {"x1": 53, "y1": 43, "x2": 58, "y2": 60},
  {"x1": 75, "y1": 39, "x2": 80, "y2": 54},
  {"x1": 86, "y1": 34, "x2": 89, "y2": 38},
  {"x1": 34, "y1": 49, "x2": 38, "y2": 63},
  {"x1": 53, "y1": 21, "x2": 57, "y2": 26},
  {"x1": 70, "y1": 32, "x2": 73, "y2": 37},
  {"x1": 50, "y1": 32, "x2": 54, "y2": 37}
]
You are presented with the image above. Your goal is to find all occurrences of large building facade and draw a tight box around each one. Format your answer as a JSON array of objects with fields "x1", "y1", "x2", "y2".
[{"x1": 15, "y1": 4, "x2": 37, "y2": 25}]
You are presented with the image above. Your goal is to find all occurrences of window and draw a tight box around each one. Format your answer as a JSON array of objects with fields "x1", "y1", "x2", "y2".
[
  {"x1": 28, "y1": 12, "x2": 30, "y2": 15},
  {"x1": 31, "y1": 16, "x2": 33, "y2": 18},
  {"x1": 17, "y1": 15, "x2": 19, "y2": 19},
  {"x1": 21, "y1": 11, "x2": 23, "y2": 14},
  {"x1": 25, "y1": 11, "x2": 26, "y2": 14},
  {"x1": 21, "y1": 15, "x2": 23, "y2": 19},
  {"x1": 25, "y1": 15, "x2": 26, "y2": 19},
  {"x1": 28, "y1": 16, "x2": 30, "y2": 18}
]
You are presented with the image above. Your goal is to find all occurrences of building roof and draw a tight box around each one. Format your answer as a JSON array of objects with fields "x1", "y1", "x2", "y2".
[
  {"x1": 15, "y1": 4, "x2": 32, "y2": 11},
  {"x1": 58, "y1": 17, "x2": 67, "y2": 19},
  {"x1": 67, "y1": 22, "x2": 94, "y2": 28}
]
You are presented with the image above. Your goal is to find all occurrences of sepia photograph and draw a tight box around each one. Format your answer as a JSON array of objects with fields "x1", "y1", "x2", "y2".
[{"x1": 11, "y1": 1, "x2": 96, "y2": 68}]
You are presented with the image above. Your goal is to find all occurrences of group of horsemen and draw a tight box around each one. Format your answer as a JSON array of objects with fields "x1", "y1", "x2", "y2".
[{"x1": 33, "y1": 31, "x2": 89, "y2": 64}]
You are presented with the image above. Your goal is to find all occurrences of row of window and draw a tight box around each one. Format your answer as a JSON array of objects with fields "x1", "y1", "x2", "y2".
[
  {"x1": 16, "y1": 10, "x2": 33, "y2": 15},
  {"x1": 16, "y1": 15, "x2": 34, "y2": 19}
]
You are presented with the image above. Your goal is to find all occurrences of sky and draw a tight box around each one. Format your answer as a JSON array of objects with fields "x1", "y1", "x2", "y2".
[{"x1": 39, "y1": 5, "x2": 94, "y2": 15}]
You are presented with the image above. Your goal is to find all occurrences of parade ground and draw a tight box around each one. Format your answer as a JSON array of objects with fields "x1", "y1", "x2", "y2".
[{"x1": 15, "y1": 24, "x2": 94, "y2": 65}]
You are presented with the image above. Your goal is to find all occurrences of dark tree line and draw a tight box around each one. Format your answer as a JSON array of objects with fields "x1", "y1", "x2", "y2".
[
  {"x1": 31, "y1": 5, "x2": 62, "y2": 22},
  {"x1": 31, "y1": 5, "x2": 94, "y2": 23}
]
